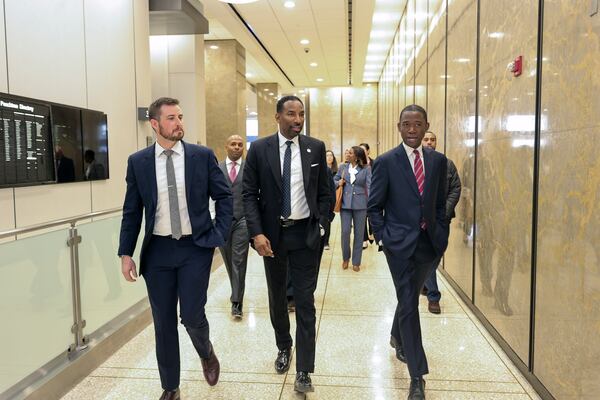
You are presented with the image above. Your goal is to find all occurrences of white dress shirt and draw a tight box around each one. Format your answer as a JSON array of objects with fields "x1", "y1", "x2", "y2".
[
  {"x1": 226, "y1": 156, "x2": 241, "y2": 180},
  {"x1": 153, "y1": 140, "x2": 193, "y2": 236},
  {"x1": 402, "y1": 142, "x2": 426, "y2": 176},
  {"x1": 278, "y1": 132, "x2": 310, "y2": 220}
]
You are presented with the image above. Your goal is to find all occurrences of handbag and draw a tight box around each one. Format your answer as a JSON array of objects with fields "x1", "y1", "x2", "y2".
[{"x1": 334, "y1": 166, "x2": 346, "y2": 213}]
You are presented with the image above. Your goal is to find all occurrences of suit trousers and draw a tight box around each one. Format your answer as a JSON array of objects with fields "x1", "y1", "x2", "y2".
[
  {"x1": 384, "y1": 231, "x2": 437, "y2": 378},
  {"x1": 219, "y1": 218, "x2": 250, "y2": 303},
  {"x1": 143, "y1": 235, "x2": 214, "y2": 391},
  {"x1": 340, "y1": 208, "x2": 367, "y2": 266},
  {"x1": 264, "y1": 220, "x2": 319, "y2": 372},
  {"x1": 424, "y1": 255, "x2": 442, "y2": 302}
]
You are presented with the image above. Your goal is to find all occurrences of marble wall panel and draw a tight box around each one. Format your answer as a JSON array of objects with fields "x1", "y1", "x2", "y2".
[
  {"x1": 427, "y1": 0, "x2": 447, "y2": 153},
  {"x1": 443, "y1": 0, "x2": 477, "y2": 298},
  {"x1": 474, "y1": 0, "x2": 538, "y2": 363},
  {"x1": 535, "y1": 0, "x2": 600, "y2": 398},
  {"x1": 342, "y1": 86, "x2": 378, "y2": 157},
  {"x1": 308, "y1": 88, "x2": 342, "y2": 158},
  {"x1": 257, "y1": 83, "x2": 279, "y2": 137}
]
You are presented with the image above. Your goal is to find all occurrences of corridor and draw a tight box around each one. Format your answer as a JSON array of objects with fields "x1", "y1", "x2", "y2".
[{"x1": 61, "y1": 220, "x2": 541, "y2": 400}]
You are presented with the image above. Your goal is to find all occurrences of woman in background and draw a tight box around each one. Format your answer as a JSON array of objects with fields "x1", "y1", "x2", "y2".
[
  {"x1": 334, "y1": 146, "x2": 371, "y2": 272},
  {"x1": 324, "y1": 150, "x2": 339, "y2": 250}
]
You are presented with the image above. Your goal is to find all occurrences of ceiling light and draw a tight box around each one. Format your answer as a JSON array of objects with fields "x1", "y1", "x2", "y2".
[
  {"x1": 209, "y1": 45, "x2": 219, "y2": 49},
  {"x1": 316, "y1": 78, "x2": 324, "y2": 82},
  {"x1": 372, "y1": 12, "x2": 401, "y2": 23},
  {"x1": 366, "y1": 55, "x2": 386, "y2": 61},
  {"x1": 284, "y1": 1, "x2": 295, "y2": 8},
  {"x1": 488, "y1": 32, "x2": 504, "y2": 38},
  {"x1": 370, "y1": 30, "x2": 394, "y2": 39},
  {"x1": 310, "y1": 62, "x2": 318, "y2": 67},
  {"x1": 246, "y1": 73, "x2": 253, "y2": 77},
  {"x1": 299, "y1": 89, "x2": 305, "y2": 93},
  {"x1": 367, "y1": 43, "x2": 388, "y2": 51},
  {"x1": 440, "y1": 75, "x2": 451, "y2": 79},
  {"x1": 263, "y1": 88, "x2": 269, "y2": 91},
  {"x1": 217, "y1": 0, "x2": 259, "y2": 4},
  {"x1": 300, "y1": 39, "x2": 310, "y2": 45},
  {"x1": 455, "y1": 58, "x2": 470, "y2": 63},
  {"x1": 364, "y1": 64, "x2": 381, "y2": 70},
  {"x1": 269, "y1": 92, "x2": 275, "y2": 96}
]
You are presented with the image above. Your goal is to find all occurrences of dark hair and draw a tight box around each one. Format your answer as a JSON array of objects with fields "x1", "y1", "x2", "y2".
[
  {"x1": 351, "y1": 145, "x2": 367, "y2": 168},
  {"x1": 326, "y1": 150, "x2": 338, "y2": 173},
  {"x1": 276, "y1": 95, "x2": 304, "y2": 113},
  {"x1": 359, "y1": 143, "x2": 370, "y2": 151},
  {"x1": 399, "y1": 104, "x2": 428, "y2": 123},
  {"x1": 149, "y1": 97, "x2": 180, "y2": 121}
]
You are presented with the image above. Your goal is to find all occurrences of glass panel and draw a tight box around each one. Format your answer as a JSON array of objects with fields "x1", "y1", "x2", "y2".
[
  {"x1": 0, "y1": 228, "x2": 73, "y2": 392},
  {"x1": 78, "y1": 216, "x2": 147, "y2": 334}
]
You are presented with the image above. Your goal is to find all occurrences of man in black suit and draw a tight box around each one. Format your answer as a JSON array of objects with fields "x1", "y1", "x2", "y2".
[
  {"x1": 242, "y1": 95, "x2": 330, "y2": 394},
  {"x1": 118, "y1": 97, "x2": 232, "y2": 400},
  {"x1": 368, "y1": 105, "x2": 448, "y2": 400},
  {"x1": 218, "y1": 134, "x2": 250, "y2": 319},
  {"x1": 55, "y1": 145, "x2": 75, "y2": 182}
]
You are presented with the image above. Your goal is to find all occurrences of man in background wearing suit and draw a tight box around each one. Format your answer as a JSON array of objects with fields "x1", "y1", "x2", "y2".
[
  {"x1": 118, "y1": 97, "x2": 232, "y2": 400},
  {"x1": 421, "y1": 131, "x2": 462, "y2": 314},
  {"x1": 243, "y1": 95, "x2": 330, "y2": 394},
  {"x1": 218, "y1": 134, "x2": 250, "y2": 319},
  {"x1": 368, "y1": 104, "x2": 448, "y2": 400}
]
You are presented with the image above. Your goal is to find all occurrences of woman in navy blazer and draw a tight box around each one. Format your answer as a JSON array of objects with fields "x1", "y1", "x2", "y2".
[{"x1": 334, "y1": 146, "x2": 372, "y2": 271}]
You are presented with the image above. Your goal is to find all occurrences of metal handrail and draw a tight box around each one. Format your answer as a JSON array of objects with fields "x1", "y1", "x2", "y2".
[{"x1": 0, "y1": 207, "x2": 122, "y2": 240}]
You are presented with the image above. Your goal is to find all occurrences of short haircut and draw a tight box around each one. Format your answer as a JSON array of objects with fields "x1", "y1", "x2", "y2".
[
  {"x1": 276, "y1": 95, "x2": 304, "y2": 113},
  {"x1": 425, "y1": 131, "x2": 437, "y2": 138},
  {"x1": 149, "y1": 97, "x2": 180, "y2": 121},
  {"x1": 359, "y1": 143, "x2": 370, "y2": 151},
  {"x1": 400, "y1": 104, "x2": 428, "y2": 123}
]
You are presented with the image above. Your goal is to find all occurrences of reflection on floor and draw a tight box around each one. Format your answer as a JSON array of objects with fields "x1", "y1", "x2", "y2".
[{"x1": 62, "y1": 220, "x2": 541, "y2": 399}]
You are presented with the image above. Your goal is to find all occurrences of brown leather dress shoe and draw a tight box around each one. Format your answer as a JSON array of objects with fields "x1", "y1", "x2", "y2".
[
  {"x1": 428, "y1": 300, "x2": 441, "y2": 314},
  {"x1": 352, "y1": 265, "x2": 360, "y2": 272},
  {"x1": 201, "y1": 347, "x2": 220, "y2": 386},
  {"x1": 342, "y1": 260, "x2": 349, "y2": 269},
  {"x1": 159, "y1": 388, "x2": 180, "y2": 400}
]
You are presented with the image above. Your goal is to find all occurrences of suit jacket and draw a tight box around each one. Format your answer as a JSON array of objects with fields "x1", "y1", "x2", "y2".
[
  {"x1": 334, "y1": 163, "x2": 371, "y2": 210},
  {"x1": 219, "y1": 159, "x2": 245, "y2": 221},
  {"x1": 118, "y1": 141, "x2": 233, "y2": 274},
  {"x1": 242, "y1": 133, "x2": 330, "y2": 250},
  {"x1": 367, "y1": 144, "x2": 449, "y2": 258}
]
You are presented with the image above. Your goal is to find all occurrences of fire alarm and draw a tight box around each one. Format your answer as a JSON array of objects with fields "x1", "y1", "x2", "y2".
[{"x1": 508, "y1": 56, "x2": 523, "y2": 77}]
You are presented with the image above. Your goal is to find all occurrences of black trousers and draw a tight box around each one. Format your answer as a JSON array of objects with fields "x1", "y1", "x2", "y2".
[
  {"x1": 143, "y1": 235, "x2": 214, "y2": 390},
  {"x1": 384, "y1": 231, "x2": 437, "y2": 378},
  {"x1": 264, "y1": 220, "x2": 319, "y2": 372}
]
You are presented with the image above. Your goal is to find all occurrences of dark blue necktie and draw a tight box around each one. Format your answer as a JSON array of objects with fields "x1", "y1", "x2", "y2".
[{"x1": 281, "y1": 140, "x2": 293, "y2": 219}]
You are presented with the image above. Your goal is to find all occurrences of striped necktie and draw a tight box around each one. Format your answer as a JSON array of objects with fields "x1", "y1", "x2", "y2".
[{"x1": 413, "y1": 149, "x2": 426, "y2": 230}]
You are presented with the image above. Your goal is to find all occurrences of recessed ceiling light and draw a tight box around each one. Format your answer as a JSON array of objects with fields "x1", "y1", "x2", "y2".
[
  {"x1": 316, "y1": 78, "x2": 324, "y2": 82},
  {"x1": 488, "y1": 32, "x2": 504, "y2": 38},
  {"x1": 455, "y1": 58, "x2": 470, "y2": 63},
  {"x1": 269, "y1": 92, "x2": 275, "y2": 96},
  {"x1": 263, "y1": 88, "x2": 270, "y2": 91},
  {"x1": 217, "y1": 0, "x2": 259, "y2": 4},
  {"x1": 246, "y1": 73, "x2": 253, "y2": 77},
  {"x1": 300, "y1": 39, "x2": 310, "y2": 45},
  {"x1": 284, "y1": 1, "x2": 295, "y2": 8},
  {"x1": 209, "y1": 45, "x2": 219, "y2": 49},
  {"x1": 310, "y1": 62, "x2": 318, "y2": 67},
  {"x1": 440, "y1": 75, "x2": 451, "y2": 79},
  {"x1": 299, "y1": 90, "x2": 305, "y2": 93}
]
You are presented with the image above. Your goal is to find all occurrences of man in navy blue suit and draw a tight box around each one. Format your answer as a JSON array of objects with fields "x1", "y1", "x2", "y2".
[
  {"x1": 368, "y1": 104, "x2": 448, "y2": 400},
  {"x1": 118, "y1": 97, "x2": 232, "y2": 400}
]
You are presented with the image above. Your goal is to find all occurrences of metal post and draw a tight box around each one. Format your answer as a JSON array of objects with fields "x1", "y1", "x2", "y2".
[{"x1": 67, "y1": 223, "x2": 88, "y2": 358}]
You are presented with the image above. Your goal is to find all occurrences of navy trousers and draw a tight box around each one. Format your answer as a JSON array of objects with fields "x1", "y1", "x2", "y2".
[
  {"x1": 384, "y1": 231, "x2": 438, "y2": 378},
  {"x1": 143, "y1": 235, "x2": 214, "y2": 391}
]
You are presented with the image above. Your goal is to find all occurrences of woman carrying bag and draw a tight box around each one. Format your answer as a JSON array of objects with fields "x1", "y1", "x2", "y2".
[{"x1": 334, "y1": 146, "x2": 371, "y2": 272}]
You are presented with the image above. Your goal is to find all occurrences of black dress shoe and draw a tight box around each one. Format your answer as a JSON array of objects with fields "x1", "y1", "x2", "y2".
[
  {"x1": 389, "y1": 335, "x2": 406, "y2": 363},
  {"x1": 159, "y1": 388, "x2": 180, "y2": 400},
  {"x1": 274, "y1": 347, "x2": 292, "y2": 374},
  {"x1": 231, "y1": 302, "x2": 243, "y2": 319},
  {"x1": 294, "y1": 371, "x2": 314, "y2": 393},
  {"x1": 408, "y1": 377, "x2": 425, "y2": 399},
  {"x1": 201, "y1": 346, "x2": 220, "y2": 386}
]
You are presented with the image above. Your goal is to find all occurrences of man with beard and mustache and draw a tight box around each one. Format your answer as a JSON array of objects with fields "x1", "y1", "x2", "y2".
[
  {"x1": 242, "y1": 95, "x2": 330, "y2": 394},
  {"x1": 118, "y1": 97, "x2": 232, "y2": 400}
]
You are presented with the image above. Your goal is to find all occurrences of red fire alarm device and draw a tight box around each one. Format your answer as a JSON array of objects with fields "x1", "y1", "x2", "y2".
[{"x1": 510, "y1": 55, "x2": 523, "y2": 77}]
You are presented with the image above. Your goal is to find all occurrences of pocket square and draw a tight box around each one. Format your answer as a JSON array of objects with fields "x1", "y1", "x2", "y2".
[{"x1": 311, "y1": 163, "x2": 319, "y2": 167}]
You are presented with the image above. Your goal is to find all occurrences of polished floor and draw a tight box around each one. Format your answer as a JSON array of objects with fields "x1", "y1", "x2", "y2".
[{"x1": 61, "y1": 220, "x2": 542, "y2": 399}]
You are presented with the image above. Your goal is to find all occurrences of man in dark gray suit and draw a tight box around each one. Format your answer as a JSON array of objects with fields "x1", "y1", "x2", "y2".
[{"x1": 218, "y1": 135, "x2": 250, "y2": 319}]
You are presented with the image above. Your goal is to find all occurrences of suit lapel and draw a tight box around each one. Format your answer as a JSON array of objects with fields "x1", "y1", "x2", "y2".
[
  {"x1": 143, "y1": 144, "x2": 158, "y2": 205},
  {"x1": 423, "y1": 149, "x2": 434, "y2": 198},
  {"x1": 182, "y1": 141, "x2": 194, "y2": 202},
  {"x1": 298, "y1": 135, "x2": 311, "y2": 193},
  {"x1": 395, "y1": 144, "x2": 420, "y2": 197},
  {"x1": 266, "y1": 134, "x2": 282, "y2": 191}
]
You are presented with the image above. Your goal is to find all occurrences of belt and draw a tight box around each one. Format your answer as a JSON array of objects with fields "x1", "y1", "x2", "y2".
[
  {"x1": 154, "y1": 234, "x2": 192, "y2": 240},
  {"x1": 279, "y1": 218, "x2": 308, "y2": 228}
]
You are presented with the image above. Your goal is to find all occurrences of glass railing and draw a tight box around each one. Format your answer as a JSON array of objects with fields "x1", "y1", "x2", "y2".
[{"x1": 0, "y1": 209, "x2": 147, "y2": 396}]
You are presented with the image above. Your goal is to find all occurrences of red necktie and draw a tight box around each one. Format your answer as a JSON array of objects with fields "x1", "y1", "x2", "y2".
[
  {"x1": 229, "y1": 161, "x2": 237, "y2": 182},
  {"x1": 413, "y1": 150, "x2": 426, "y2": 230}
]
